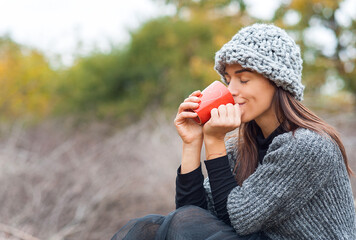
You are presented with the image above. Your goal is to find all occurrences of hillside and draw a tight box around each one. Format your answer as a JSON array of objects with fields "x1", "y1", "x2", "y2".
[{"x1": 0, "y1": 112, "x2": 355, "y2": 239}]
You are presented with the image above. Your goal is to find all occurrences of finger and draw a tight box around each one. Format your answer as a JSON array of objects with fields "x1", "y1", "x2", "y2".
[
  {"x1": 234, "y1": 104, "x2": 241, "y2": 123},
  {"x1": 178, "y1": 111, "x2": 198, "y2": 120},
  {"x1": 218, "y1": 105, "x2": 227, "y2": 119},
  {"x1": 189, "y1": 90, "x2": 202, "y2": 98},
  {"x1": 178, "y1": 102, "x2": 199, "y2": 113},
  {"x1": 226, "y1": 103, "x2": 235, "y2": 122},
  {"x1": 184, "y1": 96, "x2": 201, "y2": 103},
  {"x1": 210, "y1": 108, "x2": 219, "y2": 121},
  {"x1": 234, "y1": 103, "x2": 241, "y2": 116},
  {"x1": 175, "y1": 110, "x2": 198, "y2": 123}
]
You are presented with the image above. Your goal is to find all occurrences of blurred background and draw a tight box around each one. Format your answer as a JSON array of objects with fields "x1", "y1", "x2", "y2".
[{"x1": 0, "y1": 0, "x2": 356, "y2": 239}]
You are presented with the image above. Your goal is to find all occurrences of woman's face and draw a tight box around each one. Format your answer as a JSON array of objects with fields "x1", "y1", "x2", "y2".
[{"x1": 224, "y1": 63, "x2": 276, "y2": 124}]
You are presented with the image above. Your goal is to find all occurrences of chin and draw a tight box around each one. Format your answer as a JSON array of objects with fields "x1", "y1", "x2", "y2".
[
  {"x1": 240, "y1": 115, "x2": 249, "y2": 124},
  {"x1": 240, "y1": 113, "x2": 255, "y2": 124}
]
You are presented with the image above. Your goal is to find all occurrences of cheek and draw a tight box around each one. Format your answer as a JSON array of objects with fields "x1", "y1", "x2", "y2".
[
  {"x1": 256, "y1": 91, "x2": 275, "y2": 112},
  {"x1": 239, "y1": 103, "x2": 254, "y2": 123},
  {"x1": 254, "y1": 82, "x2": 275, "y2": 105},
  {"x1": 241, "y1": 90, "x2": 275, "y2": 122}
]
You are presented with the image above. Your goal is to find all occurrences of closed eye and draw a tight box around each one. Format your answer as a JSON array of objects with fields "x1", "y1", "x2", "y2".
[
  {"x1": 224, "y1": 73, "x2": 231, "y2": 84},
  {"x1": 240, "y1": 80, "x2": 249, "y2": 84}
]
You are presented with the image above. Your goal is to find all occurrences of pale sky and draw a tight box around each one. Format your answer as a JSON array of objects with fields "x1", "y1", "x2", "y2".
[
  {"x1": 0, "y1": 0, "x2": 355, "y2": 67},
  {"x1": 0, "y1": 0, "x2": 175, "y2": 66}
]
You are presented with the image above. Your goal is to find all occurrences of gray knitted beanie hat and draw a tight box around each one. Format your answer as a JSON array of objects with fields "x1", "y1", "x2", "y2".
[{"x1": 215, "y1": 23, "x2": 305, "y2": 101}]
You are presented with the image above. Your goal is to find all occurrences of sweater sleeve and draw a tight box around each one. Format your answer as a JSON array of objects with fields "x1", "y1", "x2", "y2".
[{"x1": 227, "y1": 129, "x2": 340, "y2": 235}]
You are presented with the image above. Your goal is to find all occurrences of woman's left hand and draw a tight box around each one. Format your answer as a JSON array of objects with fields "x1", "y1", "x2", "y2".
[{"x1": 203, "y1": 103, "x2": 241, "y2": 142}]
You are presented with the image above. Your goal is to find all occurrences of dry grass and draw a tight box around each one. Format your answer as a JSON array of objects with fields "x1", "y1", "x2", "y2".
[
  {"x1": 0, "y1": 113, "x2": 182, "y2": 240},
  {"x1": 0, "y1": 112, "x2": 355, "y2": 240}
]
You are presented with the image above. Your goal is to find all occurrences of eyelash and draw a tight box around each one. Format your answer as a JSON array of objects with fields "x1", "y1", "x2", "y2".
[{"x1": 225, "y1": 79, "x2": 249, "y2": 85}]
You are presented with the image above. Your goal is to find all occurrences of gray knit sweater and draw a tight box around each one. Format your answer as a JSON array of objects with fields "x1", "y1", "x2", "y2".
[{"x1": 203, "y1": 128, "x2": 356, "y2": 239}]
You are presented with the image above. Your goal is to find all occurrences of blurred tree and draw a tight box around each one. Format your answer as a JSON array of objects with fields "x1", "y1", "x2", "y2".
[
  {"x1": 56, "y1": 16, "x2": 245, "y2": 120},
  {"x1": 55, "y1": 0, "x2": 356, "y2": 121},
  {"x1": 0, "y1": 37, "x2": 56, "y2": 121},
  {"x1": 157, "y1": 1, "x2": 355, "y2": 104},
  {"x1": 161, "y1": 0, "x2": 247, "y2": 14},
  {"x1": 56, "y1": 1, "x2": 260, "y2": 121},
  {"x1": 163, "y1": 0, "x2": 356, "y2": 96},
  {"x1": 276, "y1": 0, "x2": 356, "y2": 98},
  {"x1": 1, "y1": 0, "x2": 355, "y2": 124}
]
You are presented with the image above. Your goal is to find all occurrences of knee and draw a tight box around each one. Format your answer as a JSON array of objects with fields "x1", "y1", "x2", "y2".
[
  {"x1": 171, "y1": 205, "x2": 213, "y2": 225},
  {"x1": 175, "y1": 205, "x2": 208, "y2": 217},
  {"x1": 166, "y1": 206, "x2": 230, "y2": 239},
  {"x1": 177, "y1": 205, "x2": 206, "y2": 212}
]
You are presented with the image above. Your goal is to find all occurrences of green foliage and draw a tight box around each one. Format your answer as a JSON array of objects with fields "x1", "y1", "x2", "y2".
[
  {"x1": 55, "y1": 17, "x2": 220, "y2": 120},
  {"x1": 0, "y1": 37, "x2": 56, "y2": 122},
  {"x1": 54, "y1": 0, "x2": 356, "y2": 120},
  {"x1": 275, "y1": 0, "x2": 356, "y2": 94},
  {"x1": 161, "y1": 0, "x2": 356, "y2": 97},
  {"x1": 1, "y1": 0, "x2": 356, "y2": 123}
]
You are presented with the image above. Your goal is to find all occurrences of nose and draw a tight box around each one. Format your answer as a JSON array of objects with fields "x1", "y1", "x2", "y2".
[{"x1": 227, "y1": 80, "x2": 239, "y2": 97}]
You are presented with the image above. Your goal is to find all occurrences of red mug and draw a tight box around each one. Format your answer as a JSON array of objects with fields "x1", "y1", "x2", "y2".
[{"x1": 193, "y1": 81, "x2": 235, "y2": 125}]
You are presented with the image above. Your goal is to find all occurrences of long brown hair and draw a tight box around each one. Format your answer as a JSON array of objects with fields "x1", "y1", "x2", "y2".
[{"x1": 233, "y1": 87, "x2": 353, "y2": 186}]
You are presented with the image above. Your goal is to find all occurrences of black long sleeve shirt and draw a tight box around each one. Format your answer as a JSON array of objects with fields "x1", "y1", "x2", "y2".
[{"x1": 175, "y1": 125, "x2": 286, "y2": 225}]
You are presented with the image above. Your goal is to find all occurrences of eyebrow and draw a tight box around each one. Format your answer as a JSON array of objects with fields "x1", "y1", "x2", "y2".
[{"x1": 224, "y1": 69, "x2": 252, "y2": 75}]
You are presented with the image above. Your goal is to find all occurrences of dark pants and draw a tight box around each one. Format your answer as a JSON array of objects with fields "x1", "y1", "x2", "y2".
[{"x1": 111, "y1": 205, "x2": 269, "y2": 240}]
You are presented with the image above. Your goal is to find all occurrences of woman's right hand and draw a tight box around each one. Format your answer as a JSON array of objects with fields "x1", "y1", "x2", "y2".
[{"x1": 174, "y1": 90, "x2": 203, "y2": 145}]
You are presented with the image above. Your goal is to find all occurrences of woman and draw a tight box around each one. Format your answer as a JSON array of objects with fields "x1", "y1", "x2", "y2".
[{"x1": 112, "y1": 23, "x2": 356, "y2": 240}]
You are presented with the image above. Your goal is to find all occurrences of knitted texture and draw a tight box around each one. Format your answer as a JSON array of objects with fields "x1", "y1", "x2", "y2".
[
  {"x1": 215, "y1": 23, "x2": 305, "y2": 101},
  {"x1": 204, "y1": 128, "x2": 356, "y2": 239}
]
